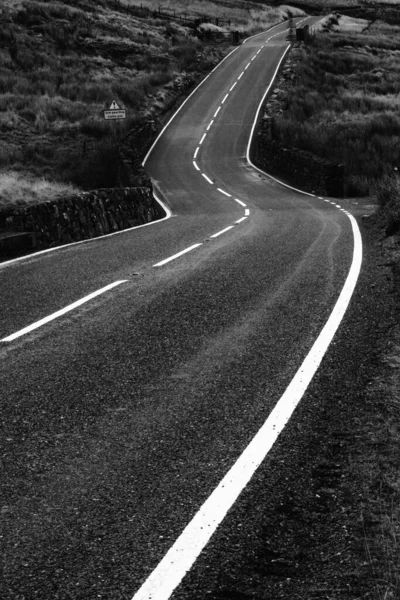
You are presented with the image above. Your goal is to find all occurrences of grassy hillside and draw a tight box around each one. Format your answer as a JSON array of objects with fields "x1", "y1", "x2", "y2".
[
  {"x1": 269, "y1": 15, "x2": 400, "y2": 228},
  {"x1": 0, "y1": 0, "x2": 303, "y2": 209}
]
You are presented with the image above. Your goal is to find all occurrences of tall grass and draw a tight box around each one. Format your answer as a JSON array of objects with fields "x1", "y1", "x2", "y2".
[
  {"x1": 0, "y1": 171, "x2": 80, "y2": 209},
  {"x1": 272, "y1": 31, "x2": 400, "y2": 197}
]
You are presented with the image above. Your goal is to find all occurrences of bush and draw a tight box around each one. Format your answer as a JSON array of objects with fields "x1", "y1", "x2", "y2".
[
  {"x1": 372, "y1": 172, "x2": 400, "y2": 232},
  {"x1": 61, "y1": 136, "x2": 120, "y2": 189}
]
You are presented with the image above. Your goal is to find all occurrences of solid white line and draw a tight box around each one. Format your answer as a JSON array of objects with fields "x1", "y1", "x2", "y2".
[
  {"x1": 221, "y1": 93, "x2": 229, "y2": 104},
  {"x1": 207, "y1": 120, "x2": 214, "y2": 131},
  {"x1": 245, "y1": 46, "x2": 319, "y2": 198},
  {"x1": 0, "y1": 192, "x2": 172, "y2": 270},
  {"x1": 193, "y1": 161, "x2": 200, "y2": 171},
  {"x1": 230, "y1": 82, "x2": 237, "y2": 91},
  {"x1": 234, "y1": 198, "x2": 246, "y2": 207},
  {"x1": 213, "y1": 106, "x2": 221, "y2": 118},
  {"x1": 131, "y1": 215, "x2": 362, "y2": 600},
  {"x1": 244, "y1": 208, "x2": 250, "y2": 216},
  {"x1": 217, "y1": 188, "x2": 232, "y2": 197},
  {"x1": 193, "y1": 147, "x2": 199, "y2": 159},
  {"x1": 202, "y1": 174, "x2": 213, "y2": 185},
  {"x1": 238, "y1": 72, "x2": 244, "y2": 79},
  {"x1": 1, "y1": 281, "x2": 127, "y2": 342},
  {"x1": 235, "y1": 217, "x2": 247, "y2": 224},
  {"x1": 153, "y1": 244, "x2": 202, "y2": 267},
  {"x1": 199, "y1": 133, "x2": 207, "y2": 145},
  {"x1": 210, "y1": 226, "x2": 235, "y2": 238}
]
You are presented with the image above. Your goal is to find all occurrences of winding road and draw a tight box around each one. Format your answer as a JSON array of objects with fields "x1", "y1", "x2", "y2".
[{"x1": 0, "y1": 17, "x2": 364, "y2": 600}]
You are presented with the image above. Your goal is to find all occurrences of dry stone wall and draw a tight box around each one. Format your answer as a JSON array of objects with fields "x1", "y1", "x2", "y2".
[{"x1": 0, "y1": 186, "x2": 163, "y2": 253}]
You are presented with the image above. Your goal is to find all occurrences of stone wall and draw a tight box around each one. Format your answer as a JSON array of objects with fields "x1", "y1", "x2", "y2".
[
  {"x1": 0, "y1": 186, "x2": 163, "y2": 252},
  {"x1": 252, "y1": 116, "x2": 345, "y2": 197}
]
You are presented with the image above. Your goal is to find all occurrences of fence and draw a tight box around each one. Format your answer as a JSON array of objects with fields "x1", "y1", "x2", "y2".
[{"x1": 111, "y1": 0, "x2": 231, "y2": 29}]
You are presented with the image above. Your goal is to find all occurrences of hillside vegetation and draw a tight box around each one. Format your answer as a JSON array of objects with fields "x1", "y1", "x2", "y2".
[
  {"x1": 0, "y1": 0, "x2": 303, "y2": 208},
  {"x1": 270, "y1": 16, "x2": 400, "y2": 228}
]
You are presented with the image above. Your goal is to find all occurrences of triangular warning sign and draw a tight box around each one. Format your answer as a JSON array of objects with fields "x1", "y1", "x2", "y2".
[{"x1": 109, "y1": 100, "x2": 120, "y2": 110}]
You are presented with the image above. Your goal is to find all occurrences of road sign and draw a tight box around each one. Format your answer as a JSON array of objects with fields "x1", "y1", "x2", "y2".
[{"x1": 104, "y1": 100, "x2": 126, "y2": 120}]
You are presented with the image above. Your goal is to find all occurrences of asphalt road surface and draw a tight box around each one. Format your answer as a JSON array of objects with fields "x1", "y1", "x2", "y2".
[{"x1": 1, "y1": 17, "x2": 364, "y2": 600}]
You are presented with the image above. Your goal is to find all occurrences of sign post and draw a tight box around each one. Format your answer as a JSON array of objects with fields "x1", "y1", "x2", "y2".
[{"x1": 103, "y1": 100, "x2": 126, "y2": 120}]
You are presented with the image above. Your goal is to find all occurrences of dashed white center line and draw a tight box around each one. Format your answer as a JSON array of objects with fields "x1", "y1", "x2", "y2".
[
  {"x1": 206, "y1": 120, "x2": 214, "y2": 131},
  {"x1": 251, "y1": 56, "x2": 256, "y2": 61},
  {"x1": 256, "y1": 48, "x2": 261, "y2": 54},
  {"x1": 214, "y1": 106, "x2": 221, "y2": 118},
  {"x1": 244, "y1": 63, "x2": 251, "y2": 69},
  {"x1": 199, "y1": 133, "x2": 207, "y2": 145},
  {"x1": 238, "y1": 72, "x2": 244, "y2": 79},
  {"x1": 153, "y1": 244, "x2": 202, "y2": 267},
  {"x1": 221, "y1": 93, "x2": 229, "y2": 104},
  {"x1": 193, "y1": 161, "x2": 200, "y2": 171},
  {"x1": 229, "y1": 82, "x2": 237, "y2": 91},
  {"x1": 234, "y1": 198, "x2": 247, "y2": 207},
  {"x1": 217, "y1": 188, "x2": 232, "y2": 197},
  {"x1": 202, "y1": 173, "x2": 214, "y2": 185},
  {"x1": 193, "y1": 147, "x2": 199, "y2": 159},
  {"x1": 1, "y1": 281, "x2": 127, "y2": 342},
  {"x1": 244, "y1": 208, "x2": 250, "y2": 216},
  {"x1": 235, "y1": 216, "x2": 247, "y2": 224},
  {"x1": 210, "y1": 226, "x2": 234, "y2": 238}
]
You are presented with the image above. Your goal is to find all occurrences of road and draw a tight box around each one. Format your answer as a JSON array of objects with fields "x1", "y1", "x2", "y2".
[{"x1": 0, "y1": 17, "x2": 363, "y2": 600}]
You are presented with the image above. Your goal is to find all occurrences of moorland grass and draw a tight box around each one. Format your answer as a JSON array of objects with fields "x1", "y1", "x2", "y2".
[
  {"x1": 0, "y1": 170, "x2": 80, "y2": 209},
  {"x1": 0, "y1": 0, "x2": 303, "y2": 204},
  {"x1": 272, "y1": 28, "x2": 400, "y2": 197}
]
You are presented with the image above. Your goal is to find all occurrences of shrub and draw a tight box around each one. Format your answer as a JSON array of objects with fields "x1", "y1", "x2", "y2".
[
  {"x1": 372, "y1": 172, "x2": 400, "y2": 232},
  {"x1": 61, "y1": 136, "x2": 120, "y2": 189}
]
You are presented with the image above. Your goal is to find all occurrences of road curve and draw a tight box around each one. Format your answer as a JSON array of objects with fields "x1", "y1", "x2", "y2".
[{"x1": 0, "y1": 17, "x2": 361, "y2": 600}]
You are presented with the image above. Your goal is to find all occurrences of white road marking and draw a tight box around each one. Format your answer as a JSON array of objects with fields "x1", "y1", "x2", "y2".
[
  {"x1": 245, "y1": 44, "x2": 319, "y2": 197},
  {"x1": 199, "y1": 133, "x2": 207, "y2": 145},
  {"x1": 235, "y1": 217, "x2": 247, "y2": 224},
  {"x1": 234, "y1": 198, "x2": 247, "y2": 207},
  {"x1": 217, "y1": 188, "x2": 232, "y2": 197},
  {"x1": 193, "y1": 147, "x2": 199, "y2": 159},
  {"x1": 207, "y1": 120, "x2": 214, "y2": 131},
  {"x1": 131, "y1": 213, "x2": 362, "y2": 600},
  {"x1": 210, "y1": 226, "x2": 235, "y2": 238},
  {"x1": 238, "y1": 72, "x2": 244, "y2": 79},
  {"x1": 202, "y1": 174, "x2": 214, "y2": 185},
  {"x1": 153, "y1": 244, "x2": 202, "y2": 267},
  {"x1": 1, "y1": 281, "x2": 127, "y2": 342},
  {"x1": 221, "y1": 93, "x2": 229, "y2": 104},
  {"x1": 256, "y1": 48, "x2": 261, "y2": 54},
  {"x1": 230, "y1": 82, "x2": 237, "y2": 91},
  {"x1": 143, "y1": 44, "x2": 239, "y2": 165},
  {"x1": 214, "y1": 106, "x2": 221, "y2": 118},
  {"x1": 318, "y1": 196, "x2": 324, "y2": 199},
  {"x1": 251, "y1": 56, "x2": 256, "y2": 61},
  {"x1": 244, "y1": 208, "x2": 250, "y2": 216},
  {"x1": 193, "y1": 161, "x2": 200, "y2": 171},
  {"x1": 244, "y1": 63, "x2": 251, "y2": 69}
]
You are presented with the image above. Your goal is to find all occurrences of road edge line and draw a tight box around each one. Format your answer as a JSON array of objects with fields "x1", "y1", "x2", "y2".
[
  {"x1": 131, "y1": 215, "x2": 363, "y2": 600},
  {"x1": 0, "y1": 280, "x2": 128, "y2": 342},
  {"x1": 0, "y1": 192, "x2": 171, "y2": 270}
]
